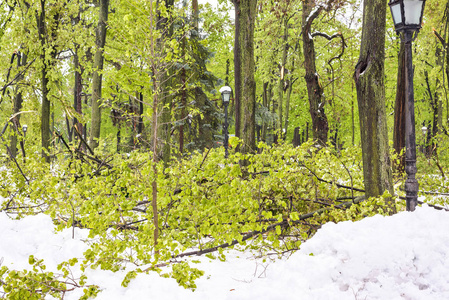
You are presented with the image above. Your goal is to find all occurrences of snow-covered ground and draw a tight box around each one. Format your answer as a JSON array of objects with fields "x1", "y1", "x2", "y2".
[{"x1": 1, "y1": 204, "x2": 449, "y2": 300}]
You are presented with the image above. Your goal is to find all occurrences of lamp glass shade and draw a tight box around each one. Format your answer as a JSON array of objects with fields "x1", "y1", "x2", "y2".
[
  {"x1": 222, "y1": 91, "x2": 231, "y2": 103},
  {"x1": 404, "y1": 0, "x2": 423, "y2": 25},
  {"x1": 390, "y1": 2, "x2": 402, "y2": 25},
  {"x1": 219, "y1": 86, "x2": 232, "y2": 104},
  {"x1": 421, "y1": 126, "x2": 427, "y2": 135}
]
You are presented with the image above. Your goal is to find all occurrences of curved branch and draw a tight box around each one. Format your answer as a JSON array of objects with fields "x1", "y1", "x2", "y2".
[{"x1": 312, "y1": 31, "x2": 346, "y2": 66}]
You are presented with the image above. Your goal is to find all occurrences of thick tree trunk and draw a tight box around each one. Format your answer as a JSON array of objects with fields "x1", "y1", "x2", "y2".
[
  {"x1": 302, "y1": 0, "x2": 328, "y2": 145},
  {"x1": 238, "y1": 0, "x2": 257, "y2": 153},
  {"x1": 393, "y1": 40, "x2": 406, "y2": 170},
  {"x1": 37, "y1": 0, "x2": 54, "y2": 162},
  {"x1": 89, "y1": 0, "x2": 109, "y2": 150},
  {"x1": 233, "y1": 0, "x2": 241, "y2": 139},
  {"x1": 354, "y1": 0, "x2": 393, "y2": 208}
]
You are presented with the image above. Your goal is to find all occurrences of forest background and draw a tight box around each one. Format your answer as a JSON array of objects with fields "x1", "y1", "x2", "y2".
[
  {"x1": 1, "y1": 0, "x2": 448, "y2": 163},
  {"x1": 1, "y1": 0, "x2": 449, "y2": 298}
]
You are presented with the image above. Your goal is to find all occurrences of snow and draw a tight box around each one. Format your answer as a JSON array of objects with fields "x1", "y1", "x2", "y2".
[{"x1": 1, "y1": 204, "x2": 449, "y2": 299}]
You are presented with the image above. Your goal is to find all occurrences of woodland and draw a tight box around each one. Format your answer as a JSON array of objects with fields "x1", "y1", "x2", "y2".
[{"x1": 0, "y1": 0, "x2": 449, "y2": 298}]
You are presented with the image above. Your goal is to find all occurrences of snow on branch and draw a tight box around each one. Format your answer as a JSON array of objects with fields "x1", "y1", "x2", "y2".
[{"x1": 302, "y1": 0, "x2": 336, "y2": 40}]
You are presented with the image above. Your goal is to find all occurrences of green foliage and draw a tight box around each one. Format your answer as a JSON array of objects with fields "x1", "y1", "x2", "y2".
[
  {"x1": 0, "y1": 140, "x2": 395, "y2": 291},
  {"x1": 0, "y1": 255, "x2": 97, "y2": 299},
  {"x1": 164, "y1": 262, "x2": 204, "y2": 290}
]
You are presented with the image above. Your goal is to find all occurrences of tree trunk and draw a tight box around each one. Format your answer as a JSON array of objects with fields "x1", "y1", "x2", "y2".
[
  {"x1": 138, "y1": 92, "x2": 144, "y2": 135},
  {"x1": 150, "y1": 0, "x2": 159, "y2": 249},
  {"x1": 192, "y1": 0, "x2": 199, "y2": 29},
  {"x1": 89, "y1": 0, "x2": 109, "y2": 150},
  {"x1": 73, "y1": 50, "x2": 84, "y2": 145},
  {"x1": 284, "y1": 80, "x2": 293, "y2": 140},
  {"x1": 10, "y1": 52, "x2": 26, "y2": 159},
  {"x1": 37, "y1": 0, "x2": 52, "y2": 162},
  {"x1": 117, "y1": 127, "x2": 121, "y2": 152},
  {"x1": 351, "y1": 82, "x2": 355, "y2": 146},
  {"x1": 278, "y1": 17, "x2": 288, "y2": 138},
  {"x1": 284, "y1": 44, "x2": 297, "y2": 140},
  {"x1": 179, "y1": 17, "x2": 187, "y2": 154},
  {"x1": 233, "y1": 0, "x2": 241, "y2": 139},
  {"x1": 156, "y1": 0, "x2": 175, "y2": 164},
  {"x1": 72, "y1": 5, "x2": 85, "y2": 150},
  {"x1": 302, "y1": 0, "x2": 328, "y2": 145},
  {"x1": 354, "y1": 0, "x2": 393, "y2": 208},
  {"x1": 445, "y1": 1, "x2": 449, "y2": 126},
  {"x1": 393, "y1": 40, "x2": 406, "y2": 171},
  {"x1": 262, "y1": 81, "x2": 268, "y2": 142},
  {"x1": 238, "y1": 0, "x2": 257, "y2": 154}
]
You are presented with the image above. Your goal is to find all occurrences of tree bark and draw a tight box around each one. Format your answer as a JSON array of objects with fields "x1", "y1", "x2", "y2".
[
  {"x1": 192, "y1": 0, "x2": 199, "y2": 29},
  {"x1": 354, "y1": 0, "x2": 393, "y2": 208},
  {"x1": 233, "y1": 0, "x2": 241, "y2": 139},
  {"x1": 72, "y1": 7, "x2": 84, "y2": 149},
  {"x1": 302, "y1": 0, "x2": 329, "y2": 145},
  {"x1": 237, "y1": 0, "x2": 257, "y2": 154},
  {"x1": 156, "y1": 0, "x2": 175, "y2": 164},
  {"x1": 284, "y1": 43, "x2": 298, "y2": 140},
  {"x1": 150, "y1": 0, "x2": 159, "y2": 249},
  {"x1": 278, "y1": 17, "x2": 288, "y2": 138},
  {"x1": 37, "y1": 0, "x2": 59, "y2": 162},
  {"x1": 89, "y1": 0, "x2": 109, "y2": 150},
  {"x1": 10, "y1": 53, "x2": 26, "y2": 159}
]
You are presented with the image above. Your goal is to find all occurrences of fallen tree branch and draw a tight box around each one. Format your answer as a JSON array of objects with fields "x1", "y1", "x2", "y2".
[
  {"x1": 302, "y1": 164, "x2": 365, "y2": 193},
  {"x1": 174, "y1": 195, "x2": 367, "y2": 259}
]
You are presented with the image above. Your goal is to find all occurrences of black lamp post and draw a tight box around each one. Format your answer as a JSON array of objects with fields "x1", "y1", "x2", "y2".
[
  {"x1": 389, "y1": 0, "x2": 426, "y2": 212},
  {"x1": 219, "y1": 86, "x2": 232, "y2": 158}
]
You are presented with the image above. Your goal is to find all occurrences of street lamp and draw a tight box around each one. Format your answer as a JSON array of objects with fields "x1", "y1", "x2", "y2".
[
  {"x1": 421, "y1": 125, "x2": 427, "y2": 155},
  {"x1": 219, "y1": 86, "x2": 232, "y2": 158},
  {"x1": 22, "y1": 124, "x2": 28, "y2": 137},
  {"x1": 389, "y1": 0, "x2": 426, "y2": 212},
  {"x1": 421, "y1": 125, "x2": 427, "y2": 136}
]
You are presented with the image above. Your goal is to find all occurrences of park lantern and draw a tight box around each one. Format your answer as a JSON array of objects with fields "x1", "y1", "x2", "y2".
[
  {"x1": 220, "y1": 86, "x2": 232, "y2": 105},
  {"x1": 389, "y1": 0, "x2": 426, "y2": 212},
  {"x1": 389, "y1": 0, "x2": 426, "y2": 33},
  {"x1": 219, "y1": 86, "x2": 232, "y2": 159}
]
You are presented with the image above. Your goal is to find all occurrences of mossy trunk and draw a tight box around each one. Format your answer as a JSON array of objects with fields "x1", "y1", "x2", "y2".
[
  {"x1": 233, "y1": 0, "x2": 241, "y2": 139},
  {"x1": 354, "y1": 0, "x2": 393, "y2": 208},
  {"x1": 238, "y1": 0, "x2": 257, "y2": 154},
  {"x1": 36, "y1": 0, "x2": 53, "y2": 162},
  {"x1": 89, "y1": 0, "x2": 109, "y2": 150}
]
